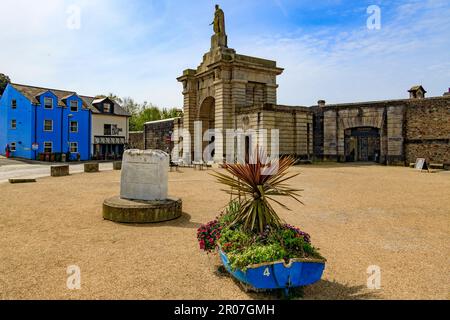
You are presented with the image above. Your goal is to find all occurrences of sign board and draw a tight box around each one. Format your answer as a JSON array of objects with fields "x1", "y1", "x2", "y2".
[
  {"x1": 32, "y1": 143, "x2": 39, "y2": 151},
  {"x1": 414, "y1": 158, "x2": 428, "y2": 171}
]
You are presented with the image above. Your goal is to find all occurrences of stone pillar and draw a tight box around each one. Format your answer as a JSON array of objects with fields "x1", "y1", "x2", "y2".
[
  {"x1": 214, "y1": 79, "x2": 233, "y2": 163},
  {"x1": 120, "y1": 150, "x2": 169, "y2": 201},
  {"x1": 323, "y1": 110, "x2": 338, "y2": 160},
  {"x1": 178, "y1": 70, "x2": 197, "y2": 163},
  {"x1": 266, "y1": 84, "x2": 278, "y2": 105},
  {"x1": 386, "y1": 106, "x2": 405, "y2": 165}
]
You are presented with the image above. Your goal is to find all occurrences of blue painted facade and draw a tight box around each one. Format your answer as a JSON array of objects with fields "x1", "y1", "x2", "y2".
[{"x1": 0, "y1": 84, "x2": 91, "y2": 161}]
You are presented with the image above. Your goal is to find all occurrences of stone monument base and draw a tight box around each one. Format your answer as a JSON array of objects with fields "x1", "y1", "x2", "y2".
[{"x1": 103, "y1": 196, "x2": 182, "y2": 224}]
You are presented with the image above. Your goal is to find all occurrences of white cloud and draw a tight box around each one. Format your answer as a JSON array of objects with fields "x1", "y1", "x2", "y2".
[{"x1": 0, "y1": 0, "x2": 449, "y2": 108}]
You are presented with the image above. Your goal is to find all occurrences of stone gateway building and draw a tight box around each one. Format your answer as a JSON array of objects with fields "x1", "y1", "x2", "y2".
[{"x1": 144, "y1": 6, "x2": 450, "y2": 167}]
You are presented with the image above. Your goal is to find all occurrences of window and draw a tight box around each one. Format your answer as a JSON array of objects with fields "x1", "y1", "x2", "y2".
[
  {"x1": 70, "y1": 101, "x2": 78, "y2": 112},
  {"x1": 44, "y1": 119, "x2": 53, "y2": 132},
  {"x1": 104, "y1": 124, "x2": 112, "y2": 136},
  {"x1": 44, "y1": 97, "x2": 53, "y2": 109},
  {"x1": 11, "y1": 100, "x2": 17, "y2": 109},
  {"x1": 70, "y1": 121, "x2": 78, "y2": 133},
  {"x1": 44, "y1": 142, "x2": 52, "y2": 153},
  {"x1": 103, "y1": 103, "x2": 111, "y2": 113},
  {"x1": 70, "y1": 142, "x2": 78, "y2": 153},
  {"x1": 11, "y1": 119, "x2": 17, "y2": 129},
  {"x1": 10, "y1": 142, "x2": 16, "y2": 152}
]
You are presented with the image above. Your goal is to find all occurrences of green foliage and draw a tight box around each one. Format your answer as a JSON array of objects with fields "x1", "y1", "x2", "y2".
[
  {"x1": 0, "y1": 73, "x2": 11, "y2": 96},
  {"x1": 217, "y1": 225, "x2": 323, "y2": 271},
  {"x1": 95, "y1": 92, "x2": 183, "y2": 132},
  {"x1": 211, "y1": 150, "x2": 303, "y2": 233},
  {"x1": 227, "y1": 243, "x2": 287, "y2": 271},
  {"x1": 218, "y1": 200, "x2": 240, "y2": 225}
]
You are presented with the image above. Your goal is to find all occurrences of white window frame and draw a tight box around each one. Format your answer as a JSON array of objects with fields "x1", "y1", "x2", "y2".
[
  {"x1": 70, "y1": 121, "x2": 78, "y2": 133},
  {"x1": 11, "y1": 99, "x2": 17, "y2": 109},
  {"x1": 11, "y1": 119, "x2": 17, "y2": 129},
  {"x1": 69, "y1": 142, "x2": 78, "y2": 153},
  {"x1": 44, "y1": 97, "x2": 53, "y2": 109},
  {"x1": 70, "y1": 100, "x2": 78, "y2": 112},
  {"x1": 103, "y1": 103, "x2": 111, "y2": 113},
  {"x1": 10, "y1": 142, "x2": 17, "y2": 152},
  {"x1": 44, "y1": 141, "x2": 52, "y2": 153},
  {"x1": 44, "y1": 119, "x2": 53, "y2": 132}
]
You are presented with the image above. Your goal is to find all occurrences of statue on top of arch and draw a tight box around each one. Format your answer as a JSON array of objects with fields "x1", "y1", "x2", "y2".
[{"x1": 210, "y1": 4, "x2": 226, "y2": 36}]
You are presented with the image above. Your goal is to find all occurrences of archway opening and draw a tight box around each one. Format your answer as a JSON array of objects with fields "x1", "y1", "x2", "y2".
[{"x1": 345, "y1": 127, "x2": 381, "y2": 162}]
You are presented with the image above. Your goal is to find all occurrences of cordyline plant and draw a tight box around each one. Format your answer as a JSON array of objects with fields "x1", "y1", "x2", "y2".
[{"x1": 211, "y1": 149, "x2": 303, "y2": 233}]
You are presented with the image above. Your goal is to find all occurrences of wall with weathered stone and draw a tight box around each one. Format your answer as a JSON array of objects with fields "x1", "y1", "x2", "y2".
[
  {"x1": 313, "y1": 96, "x2": 450, "y2": 166},
  {"x1": 144, "y1": 119, "x2": 176, "y2": 155},
  {"x1": 128, "y1": 131, "x2": 144, "y2": 150},
  {"x1": 405, "y1": 97, "x2": 450, "y2": 164}
]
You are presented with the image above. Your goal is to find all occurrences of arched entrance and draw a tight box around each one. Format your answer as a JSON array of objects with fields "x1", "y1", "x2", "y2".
[
  {"x1": 345, "y1": 127, "x2": 381, "y2": 162},
  {"x1": 198, "y1": 97, "x2": 215, "y2": 160}
]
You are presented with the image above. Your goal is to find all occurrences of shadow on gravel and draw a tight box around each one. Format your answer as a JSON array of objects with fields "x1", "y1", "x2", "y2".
[
  {"x1": 119, "y1": 212, "x2": 202, "y2": 230},
  {"x1": 214, "y1": 265, "x2": 381, "y2": 300}
]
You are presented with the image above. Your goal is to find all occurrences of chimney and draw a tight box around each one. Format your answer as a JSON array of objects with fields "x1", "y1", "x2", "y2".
[
  {"x1": 318, "y1": 100, "x2": 326, "y2": 107},
  {"x1": 408, "y1": 85, "x2": 427, "y2": 99}
]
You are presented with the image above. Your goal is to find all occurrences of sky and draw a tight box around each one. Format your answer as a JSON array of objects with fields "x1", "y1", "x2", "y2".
[{"x1": 0, "y1": 0, "x2": 449, "y2": 107}]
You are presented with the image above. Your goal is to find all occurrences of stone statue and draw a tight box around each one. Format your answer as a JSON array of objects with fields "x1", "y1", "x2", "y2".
[{"x1": 210, "y1": 4, "x2": 225, "y2": 35}]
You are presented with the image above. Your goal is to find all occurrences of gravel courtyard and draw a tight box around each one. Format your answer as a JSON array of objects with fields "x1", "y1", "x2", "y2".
[{"x1": 0, "y1": 164, "x2": 449, "y2": 300}]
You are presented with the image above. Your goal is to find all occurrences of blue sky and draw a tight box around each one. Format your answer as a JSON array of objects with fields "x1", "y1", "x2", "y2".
[{"x1": 1, "y1": 0, "x2": 449, "y2": 107}]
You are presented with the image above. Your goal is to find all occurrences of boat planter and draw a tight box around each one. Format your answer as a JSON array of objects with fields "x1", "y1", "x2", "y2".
[{"x1": 219, "y1": 248, "x2": 325, "y2": 293}]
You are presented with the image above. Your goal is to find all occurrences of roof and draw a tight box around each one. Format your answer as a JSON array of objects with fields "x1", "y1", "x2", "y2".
[
  {"x1": 81, "y1": 96, "x2": 130, "y2": 117},
  {"x1": 10, "y1": 83, "x2": 130, "y2": 116},
  {"x1": 408, "y1": 85, "x2": 427, "y2": 93},
  {"x1": 144, "y1": 117, "x2": 181, "y2": 125}
]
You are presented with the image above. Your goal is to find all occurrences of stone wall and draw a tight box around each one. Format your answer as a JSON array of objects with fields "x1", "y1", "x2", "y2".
[
  {"x1": 128, "y1": 131, "x2": 144, "y2": 150},
  {"x1": 405, "y1": 97, "x2": 450, "y2": 164},
  {"x1": 313, "y1": 96, "x2": 450, "y2": 166},
  {"x1": 144, "y1": 119, "x2": 177, "y2": 154}
]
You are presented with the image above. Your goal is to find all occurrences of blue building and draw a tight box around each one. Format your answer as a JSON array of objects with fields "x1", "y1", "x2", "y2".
[{"x1": 0, "y1": 83, "x2": 92, "y2": 161}]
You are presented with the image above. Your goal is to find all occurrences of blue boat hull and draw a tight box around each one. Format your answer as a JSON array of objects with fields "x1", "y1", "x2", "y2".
[{"x1": 219, "y1": 249, "x2": 325, "y2": 290}]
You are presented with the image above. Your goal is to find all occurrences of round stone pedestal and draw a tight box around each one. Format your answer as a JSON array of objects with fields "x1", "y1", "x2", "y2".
[{"x1": 103, "y1": 196, "x2": 182, "y2": 223}]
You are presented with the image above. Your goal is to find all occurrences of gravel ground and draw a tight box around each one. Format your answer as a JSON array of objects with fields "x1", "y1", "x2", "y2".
[{"x1": 0, "y1": 164, "x2": 449, "y2": 300}]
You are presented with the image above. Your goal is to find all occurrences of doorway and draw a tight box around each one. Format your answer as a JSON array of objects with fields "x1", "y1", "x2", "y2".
[{"x1": 345, "y1": 127, "x2": 380, "y2": 162}]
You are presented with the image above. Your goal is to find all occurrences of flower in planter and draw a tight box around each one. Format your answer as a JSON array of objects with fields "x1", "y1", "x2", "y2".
[{"x1": 210, "y1": 149, "x2": 303, "y2": 233}]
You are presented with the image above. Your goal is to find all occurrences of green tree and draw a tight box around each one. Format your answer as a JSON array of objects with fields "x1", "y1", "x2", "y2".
[
  {"x1": 121, "y1": 97, "x2": 140, "y2": 116},
  {"x1": 130, "y1": 105, "x2": 162, "y2": 131},
  {"x1": 0, "y1": 73, "x2": 11, "y2": 96}
]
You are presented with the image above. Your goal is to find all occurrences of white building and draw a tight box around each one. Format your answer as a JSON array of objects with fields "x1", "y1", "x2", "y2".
[{"x1": 81, "y1": 96, "x2": 131, "y2": 160}]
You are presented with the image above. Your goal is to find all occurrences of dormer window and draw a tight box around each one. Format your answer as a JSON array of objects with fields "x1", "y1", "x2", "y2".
[
  {"x1": 70, "y1": 100, "x2": 78, "y2": 112},
  {"x1": 104, "y1": 103, "x2": 111, "y2": 113},
  {"x1": 44, "y1": 97, "x2": 53, "y2": 109}
]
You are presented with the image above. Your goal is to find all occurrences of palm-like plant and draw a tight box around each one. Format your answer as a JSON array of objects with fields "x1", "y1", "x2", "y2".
[{"x1": 211, "y1": 150, "x2": 303, "y2": 233}]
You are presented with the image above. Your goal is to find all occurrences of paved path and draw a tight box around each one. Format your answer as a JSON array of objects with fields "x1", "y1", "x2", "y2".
[{"x1": 0, "y1": 158, "x2": 114, "y2": 183}]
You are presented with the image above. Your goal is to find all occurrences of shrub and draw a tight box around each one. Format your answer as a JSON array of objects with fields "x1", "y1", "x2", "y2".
[
  {"x1": 210, "y1": 149, "x2": 303, "y2": 233},
  {"x1": 197, "y1": 220, "x2": 222, "y2": 253}
]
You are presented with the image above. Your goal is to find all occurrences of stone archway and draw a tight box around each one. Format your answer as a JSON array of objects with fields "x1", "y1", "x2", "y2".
[
  {"x1": 198, "y1": 97, "x2": 216, "y2": 160},
  {"x1": 344, "y1": 127, "x2": 381, "y2": 162}
]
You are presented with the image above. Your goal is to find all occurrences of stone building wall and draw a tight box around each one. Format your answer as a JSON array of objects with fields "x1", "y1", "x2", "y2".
[
  {"x1": 128, "y1": 131, "x2": 144, "y2": 150},
  {"x1": 144, "y1": 119, "x2": 178, "y2": 155},
  {"x1": 312, "y1": 96, "x2": 450, "y2": 165},
  {"x1": 404, "y1": 97, "x2": 450, "y2": 164},
  {"x1": 236, "y1": 104, "x2": 313, "y2": 159}
]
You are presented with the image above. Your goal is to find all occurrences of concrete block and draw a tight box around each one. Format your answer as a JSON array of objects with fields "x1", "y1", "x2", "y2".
[{"x1": 51, "y1": 165, "x2": 69, "y2": 177}]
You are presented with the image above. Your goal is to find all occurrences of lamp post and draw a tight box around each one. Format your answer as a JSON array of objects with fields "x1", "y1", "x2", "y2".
[{"x1": 67, "y1": 114, "x2": 73, "y2": 161}]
